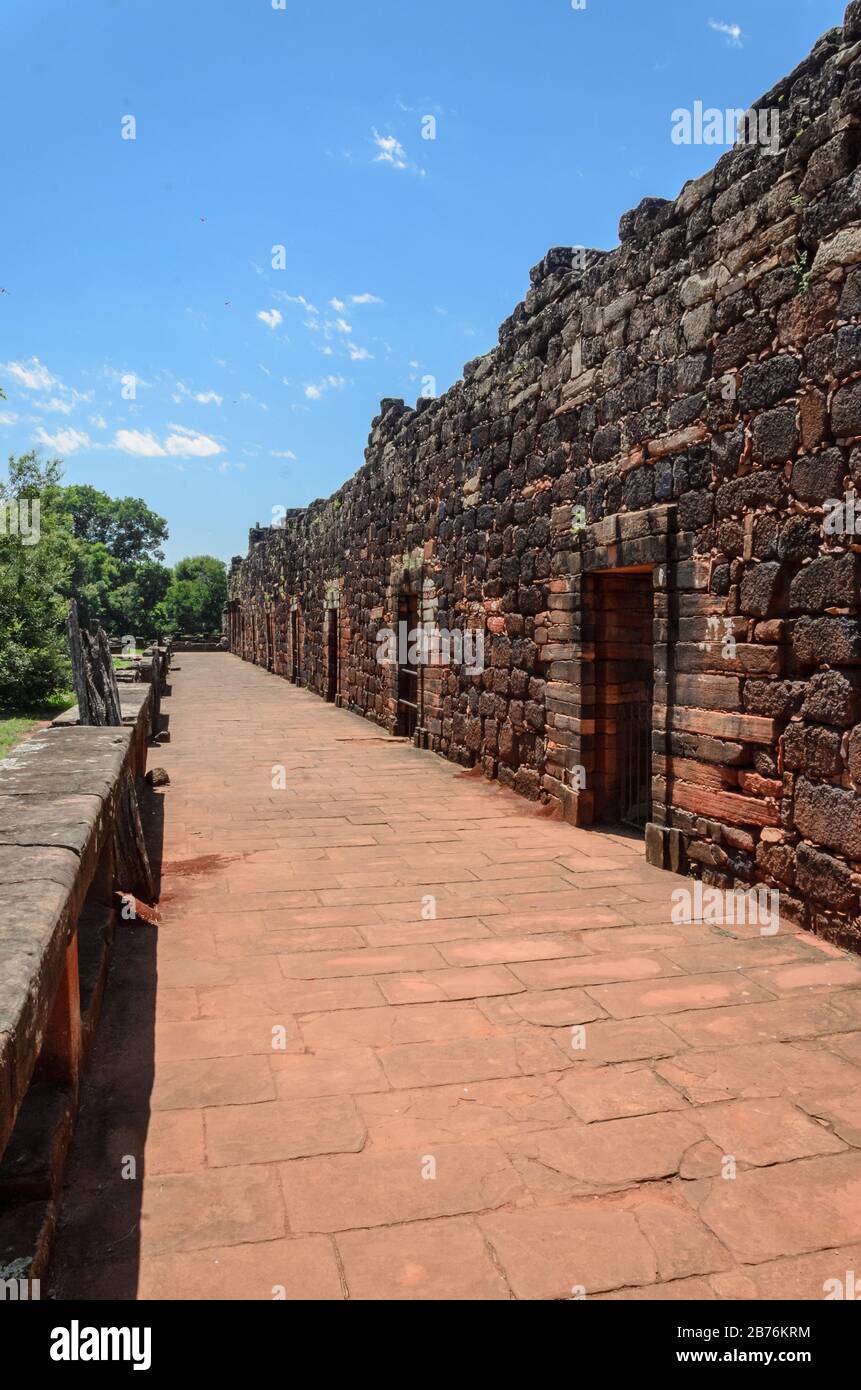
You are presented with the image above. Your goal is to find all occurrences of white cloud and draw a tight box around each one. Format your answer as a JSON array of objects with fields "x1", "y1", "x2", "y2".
[
  {"x1": 272, "y1": 449, "x2": 297, "y2": 460},
  {"x1": 0, "y1": 411, "x2": 19, "y2": 425},
  {"x1": 194, "y1": 390, "x2": 223, "y2": 405},
  {"x1": 164, "y1": 424, "x2": 222, "y2": 457},
  {"x1": 115, "y1": 429, "x2": 167, "y2": 457},
  {"x1": 708, "y1": 18, "x2": 743, "y2": 46},
  {"x1": 372, "y1": 129, "x2": 408, "y2": 169},
  {"x1": 304, "y1": 374, "x2": 348, "y2": 401},
  {"x1": 335, "y1": 318, "x2": 353, "y2": 334},
  {"x1": 34, "y1": 425, "x2": 91, "y2": 454},
  {"x1": 4, "y1": 357, "x2": 55, "y2": 391},
  {"x1": 112, "y1": 425, "x2": 222, "y2": 459},
  {"x1": 330, "y1": 297, "x2": 346, "y2": 311},
  {"x1": 38, "y1": 396, "x2": 75, "y2": 415},
  {"x1": 275, "y1": 293, "x2": 319, "y2": 315},
  {"x1": 89, "y1": 414, "x2": 108, "y2": 429},
  {"x1": 348, "y1": 343, "x2": 373, "y2": 361},
  {"x1": 257, "y1": 308, "x2": 283, "y2": 329},
  {"x1": 351, "y1": 293, "x2": 383, "y2": 305}
]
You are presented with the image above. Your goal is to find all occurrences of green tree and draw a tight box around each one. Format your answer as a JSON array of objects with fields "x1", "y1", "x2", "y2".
[
  {"x1": 0, "y1": 452, "x2": 72, "y2": 706},
  {"x1": 56, "y1": 484, "x2": 168, "y2": 563},
  {"x1": 154, "y1": 556, "x2": 227, "y2": 636}
]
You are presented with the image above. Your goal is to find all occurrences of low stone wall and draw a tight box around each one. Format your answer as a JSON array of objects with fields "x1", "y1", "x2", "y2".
[
  {"x1": 229, "y1": 6, "x2": 861, "y2": 951},
  {"x1": 0, "y1": 688, "x2": 155, "y2": 1291}
]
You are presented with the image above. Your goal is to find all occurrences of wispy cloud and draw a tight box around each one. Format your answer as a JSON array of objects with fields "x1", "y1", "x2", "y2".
[
  {"x1": 371, "y1": 129, "x2": 426, "y2": 176},
  {"x1": 164, "y1": 425, "x2": 223, "y2": 457},
  {"x1": 113, "y1": 425, "x2": 223, "y2": 458},
  {"x1": 372, "y1": 129, "x2": 408, "y2": 169},
  {"x1": 708, "y1": 18, "x2": 743, "y2": 47},
  {"x1": 347, "y1": 343, "x2": 373, "y2": 362},
  {"x1": 257, "y1": 308, "x2": 283, "y2": 329},
  {"x1": 274, "y1": 292, "x2": 319, "y2": 315},
  {"x1": 4, "y1": 357, "x2": 55, "y2": 391},
  {"x1": 34, "y1": 425, "x2": 91, "y2": 454},
  {"x1": 114, "y1": 429, "x2": 166, "y2": 457},
  {"x1": 304, "y1": 374, "x2": 348, "y2": 401},
  {"x1": 272, "y1": 449, "x2": 298, "y2": 460},
  {"x1": 351, "y1": 292, "x2": 383, "y2": 305},
  {"x1": 0, "y1": 411, "x2": 18, "y2": 425}
]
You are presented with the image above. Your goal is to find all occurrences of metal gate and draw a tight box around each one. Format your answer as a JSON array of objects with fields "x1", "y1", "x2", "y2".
[{"x1": 618, "y1": 698, "x2": 652, "y2": 830}]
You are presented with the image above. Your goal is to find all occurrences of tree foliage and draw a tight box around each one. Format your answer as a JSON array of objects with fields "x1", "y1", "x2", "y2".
[{"x1": 0, "y1": 450, "x2": 228, "y2": 707}]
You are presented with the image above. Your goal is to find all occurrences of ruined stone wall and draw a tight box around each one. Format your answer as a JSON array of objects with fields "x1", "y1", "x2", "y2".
[{"x1": 230, "y1": 5, "x2": 861, "y2": 950}]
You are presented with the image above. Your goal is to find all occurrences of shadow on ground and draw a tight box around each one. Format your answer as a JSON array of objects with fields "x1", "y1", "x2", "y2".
[{"x1": 47, "y1": 779, "x2": 166, "y2": 1300}]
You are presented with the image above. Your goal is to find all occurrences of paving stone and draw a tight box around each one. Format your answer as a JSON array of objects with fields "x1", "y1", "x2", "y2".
[
  {"x1": 693, "y1": 1097, "x2": 847, "y2": 1167},
  {"x1": 588, "y1": 972, "x2": 774, "y2": 1019},
  {"x1": 279, "y1": 1144, "x2": 524, "y2": 1233},
  {"x1": 504, "y1": 1112, "x2": 704, "y2": 1193},
  {"x1": 379, "y1": 1034, "x2": 564, "y2": 1089},
  {"x1": 656, "y1": 1040, "x2": 861, "y2": 1105},
  {"x1": 511, "y1": 954, "x2": 681, "y2": 990},
  {"x1": 478, "y1": 1205, "x2": 658, "y2": 1299},
  {"x1": 205, "y1": 1096, "x2": 366, "y2": 1167},
  {"x1": 150, "y1": 1056, "x2": 276, "y2": 1111},
  {"x1": 686, "y1": 1152, "x2": 861, "y2": 1262},
  {"x1": 337, "y1": 1218, "x2": 511, "y2": 1300},
  {"x1": 358, "y1": 1077, "x2": 572, "y2": 1150},
  {"x1": 269, "y1": 1048, "x2": 389, "y2": 1101},
  {"x1": 378, "y1": 966, "x2": 526, "y2": 1004},
  {"x1": 709, "y1": 1244, "x2": 861, "y2": 1300},
  {"x1": 137, "y1": 1236, "x2": 345, "y2": 1301},
  {"x1": 551, "y1": 1017, "x2": 687, "y2": 1065},
  {"x1": 300, "y1": 1001, "x2": 495, "y2": 1050},
  {"x1": 800, "y1": 1090, "x2": 861, "y2": 1148},
  {"x1": 557, "y1": 1067, "x2": 689, "y2": 1122},
  {"x1": 668, "y1": 997, "x2": 855, "y2": 1048}
]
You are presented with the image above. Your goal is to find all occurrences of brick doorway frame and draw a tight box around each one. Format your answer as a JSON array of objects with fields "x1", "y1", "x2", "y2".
[{"x1": 556, "y1": 504, "x2": 689, "y2": 839}]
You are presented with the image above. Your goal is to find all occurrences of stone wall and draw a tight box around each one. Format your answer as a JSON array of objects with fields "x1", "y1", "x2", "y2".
[
  {"x1": 230, "y1": 4, "x2": 861, "y2": 950},
  {"x1": 0, "y1": 687, "x2": 156, "y2": 1286}
]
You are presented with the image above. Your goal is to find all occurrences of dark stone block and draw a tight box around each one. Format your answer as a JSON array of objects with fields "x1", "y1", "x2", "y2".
[
  {"x1": 793, "y1": 615, "x2": 861, "y2": 666},
  {"x1": 790, "y1": 450, "x2": 846, "y2": 505},
  {"x1": 794, "y1": 776, "x2": 861, "y2": 858},
  {"x1": 751, "y1": 407, "x2": 799, "y2": 466},
  {"x1": 800, "y1": 669, "x2": 861, "y2": 727},
  {"x1": 832, "y1": 380, "x2": 861, "y2": 439},
  {"x1": 740, "y1": 562, "x2": 785, "y2": 618},
  {"x1": 796, "y1": 841, "x2": 857, "y2": 912},
  {"x1": 738, "y1": 355, "x2": 801, "y2": 412}
]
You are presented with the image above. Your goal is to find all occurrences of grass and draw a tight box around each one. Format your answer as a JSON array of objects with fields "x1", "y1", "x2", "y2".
[{"x1": 0, "y1": 689, "x2": 76, "y2": 763}]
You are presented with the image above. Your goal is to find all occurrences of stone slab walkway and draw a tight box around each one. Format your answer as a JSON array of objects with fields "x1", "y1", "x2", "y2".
[{"x1": 51, "y1": 654, "x2": 861, "y2": 1301}]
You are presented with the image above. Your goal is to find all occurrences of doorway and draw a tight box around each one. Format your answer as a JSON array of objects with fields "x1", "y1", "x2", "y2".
[
  {"x1": 326, "y1": 607, "x2": 340, "y2": 704},
  {"x1": 590, "y1": 569, "x2": 654, "y2": 830},
  {"x1": 396, "y1": 593, "x2": 420, "y2": 738},
  {"x1": 290, "y1": 608, "x2": 301, "y2": 685}
]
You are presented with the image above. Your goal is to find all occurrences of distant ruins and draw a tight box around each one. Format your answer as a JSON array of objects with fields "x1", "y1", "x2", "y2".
[{"x1": 230, "y1": 5, "x2": 861, "y2": 949}]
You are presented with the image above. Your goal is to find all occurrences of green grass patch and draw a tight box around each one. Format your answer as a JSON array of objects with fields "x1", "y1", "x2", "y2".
[{"x1": 0, "y1": 689, "x2": 76, "y2": 763}]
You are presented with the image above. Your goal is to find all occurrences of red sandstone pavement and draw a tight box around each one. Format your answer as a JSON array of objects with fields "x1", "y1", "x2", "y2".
[{"x1": 50, "y1": 654, "x2": 861, "y2": 1301}]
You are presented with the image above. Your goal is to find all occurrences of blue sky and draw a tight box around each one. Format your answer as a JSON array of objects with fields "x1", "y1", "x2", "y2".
[{"x1": 0, "y1": 0, "x2": 844, "y2": 566}]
